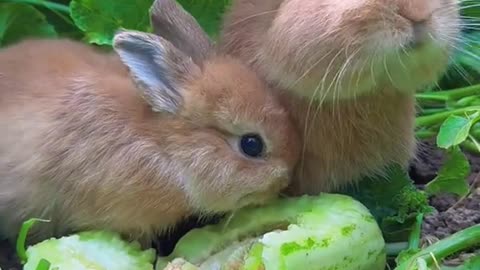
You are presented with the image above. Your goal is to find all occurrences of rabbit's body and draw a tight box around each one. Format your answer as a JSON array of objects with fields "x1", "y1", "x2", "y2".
[
  {"x1": 0, "y1": 40, "x2": 189, "y2": 240},
  {"x1": 219, "y1": 0, "x2": 461, "y2": 194},
  {"x1": 0, "y1": 0, "x2": 299, "y2": 244},
  {"x1": 274, "y1": 90, "x2": 416, "y2": 193}
]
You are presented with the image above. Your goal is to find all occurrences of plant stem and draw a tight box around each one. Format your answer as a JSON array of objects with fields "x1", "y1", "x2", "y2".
[
  {"x1": 441, "y1": 85, "x2": 480, "y2": 100},
  {"x1": 16, "y1": 218, "x2": 50, "y2": 264},
  {"x1": 416, "y1": 85, "x2": 480, "y2": 101},
  {"x1": 461, "y1": 140, "x2": 480, "y2": 155},
  {"x1": 408, "y1": 214, "x2": 424, "y2": 250},
  {"x1": 7, "y1": 0, "x2": 70, "y2": 13},
  {"x1": 416, "y1": 94, "x2": 449, "y2": 102},
  {"x1": 415, "y1": 130, "x2": 437, "y2": 140},
  {"x1": 419, "y1": 108, "x2": 450, "y2": 116},
  {"x1": 470, "y1": 125, "x2": 480, "y2": 139},
  {"x1": 395, "y1": 224, "x2": 480, "y2": 270},
  {"x1": 416, "y1": 106, "x2": 480, "y2": 128},
  {"x1": 455, "y1": 96, "x2": 480, "y2": 108}
]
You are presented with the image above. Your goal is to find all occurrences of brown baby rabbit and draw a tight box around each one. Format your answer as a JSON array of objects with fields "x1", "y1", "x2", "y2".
[
  {"x1": 218, "y1": 0, "x2": 461, "y2": 194},
  {"x1": 0, "y1": 0, "x2": 299, "y2": 245}
]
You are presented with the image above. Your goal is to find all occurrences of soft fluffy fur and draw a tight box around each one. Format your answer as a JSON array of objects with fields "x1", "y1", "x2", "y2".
[
  {"x1": 218, "y1": 0, "x2": 461, "y2": 194},
  {"x1": 0, "y1": 0, "x2": 299, "y2": 244}
]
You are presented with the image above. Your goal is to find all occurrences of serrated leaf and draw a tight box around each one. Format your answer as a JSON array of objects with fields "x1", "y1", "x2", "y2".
[
  {"x1": 70, "y1": 0, "x2": 154, "y2": 45},
  {"x1": 340, "y1": 165, "x2": 431, "y2": 242},
  {"x1": 425, "y1": 147, "x2": 470, "y2": 197},
  {"x1": 176, "y1": 0, "x2": 231, "y2": 38},
  {"x1": 0, "y1": 3, "x2": 57, "y2": 47},
  {"x1": 70, "y1": 0, "x2": 232, "y2": 46},
  {"x1": 437, "y1": 115, "x2": 474, "y2": 149}
]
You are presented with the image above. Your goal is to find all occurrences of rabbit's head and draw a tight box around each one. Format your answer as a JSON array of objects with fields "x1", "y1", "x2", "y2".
[
  {"x1": 220, "y1": 0, "x2": 461, "y2": 100},
  {"x1": 112, "y1": 0, "x2": 300, "y2": 214}
]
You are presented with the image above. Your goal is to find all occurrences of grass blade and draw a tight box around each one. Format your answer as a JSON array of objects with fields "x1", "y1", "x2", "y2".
[{"x1": 16, "y1": 218, "x2": 50, "y2": 263}]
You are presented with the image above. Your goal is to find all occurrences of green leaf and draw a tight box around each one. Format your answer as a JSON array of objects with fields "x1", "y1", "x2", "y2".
[
  {"x1": 0, "y1": 3, "x2": 57, "y2": 47},
  {"x1": 176, "y1": 0, "x2": 232, "y2": 38},
  {"x1": 340, "y1": 165, "x2": 432, "y2": 242},
  {"x1": 70, "y1": 0, "x2": 232, "y2": 45},
  {"x1": 437, "y1": 115, "x2": 474, "y2": 149},
  {"x1": 70, "y1": 0, "x2": 154, "y2": 45},
  {"x1": 425, "y1": 147, "x2": 470, "y2": 197}
]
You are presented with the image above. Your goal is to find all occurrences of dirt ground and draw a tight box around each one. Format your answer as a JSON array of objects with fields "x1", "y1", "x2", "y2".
[{"x1": 1, "y1": 140, "x2": 479, "y2": 269}]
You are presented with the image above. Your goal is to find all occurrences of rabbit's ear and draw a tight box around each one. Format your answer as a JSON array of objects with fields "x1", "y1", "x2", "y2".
[
  {"x1": 113, "y1": 30, "x2": 199, "y2": 114},
  {"x1": 149, "y1": 0, "x2": 213, "y2": 65}
]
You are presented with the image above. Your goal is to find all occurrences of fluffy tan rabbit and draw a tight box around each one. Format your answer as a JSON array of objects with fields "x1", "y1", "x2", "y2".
[
  {"x1": 0, "y1": 0, "x2": 299, "y2": 245},
  {"x1": 218, "y1": 0, "x2": 461, "y2": 194}
]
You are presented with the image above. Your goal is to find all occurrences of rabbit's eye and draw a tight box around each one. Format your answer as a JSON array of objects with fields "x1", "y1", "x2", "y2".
[{"x1": 240, "y1": 133, "x2": 265, "y2": 158}]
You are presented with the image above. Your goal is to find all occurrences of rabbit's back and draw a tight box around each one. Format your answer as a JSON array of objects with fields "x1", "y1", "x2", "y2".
[{"x1": 0, "y1": 39, "x2": 188, "y2": 242}]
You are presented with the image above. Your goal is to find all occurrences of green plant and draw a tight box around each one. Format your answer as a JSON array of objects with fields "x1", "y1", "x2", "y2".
[{"x1": 0, "y1": 0, "x2": 231, "y2": 47}]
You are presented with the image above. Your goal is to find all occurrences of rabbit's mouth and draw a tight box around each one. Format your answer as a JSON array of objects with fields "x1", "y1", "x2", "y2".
[
  {"x1": 234, "y1": 176, "x2": 289, "y2": 210},
  {"x1": 236, "y1": 191, "x2": 278, "y2": 210}
]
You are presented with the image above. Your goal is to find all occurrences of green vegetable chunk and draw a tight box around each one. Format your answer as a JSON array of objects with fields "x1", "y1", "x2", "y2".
[
  {"x1": 23, "y1": 231, "x2": 156, "y2": 270},
  {"x1": 157, "y1": 194, "x2": 387, "y2": 270}
]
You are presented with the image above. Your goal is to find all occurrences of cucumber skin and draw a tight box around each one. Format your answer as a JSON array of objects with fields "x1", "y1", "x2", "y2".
[{"x1": 157, "y1": 194, "x2": 387, "y2": 270}]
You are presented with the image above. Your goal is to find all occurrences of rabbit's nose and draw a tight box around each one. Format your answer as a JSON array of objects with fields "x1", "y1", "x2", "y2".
[
  {"x1": 397, "y1": 0, "x2": 436, "y2": 24},
  {"x1": 397, "y1": 0, "x2": 435, "y2": 49},
  {"x1": 409, "y1": 21, "x2": 429, "y2": 49},
  {"x1": 398, "y1": 13, "x2": 430, "y2": 49}
]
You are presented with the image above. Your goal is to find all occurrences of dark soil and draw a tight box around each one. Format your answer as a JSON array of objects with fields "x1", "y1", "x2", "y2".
[
  {"x1": 422, "y1": 185, "x2": 480, "y2": 240},
  {"x1": 1, "y1": 140, "x2": 479, "y2": 269},
  {"x1": 421, "y1": 188, "x2": 480, "y2": 266}
]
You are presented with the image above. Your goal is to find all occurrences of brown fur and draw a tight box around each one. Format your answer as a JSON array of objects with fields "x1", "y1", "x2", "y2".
[
  {"x1": 0, "y1": 1, "x2": 299, "y2": 244},
  {"x1": 218, "y1": 0, "x2": 461, "y2": 194}
]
